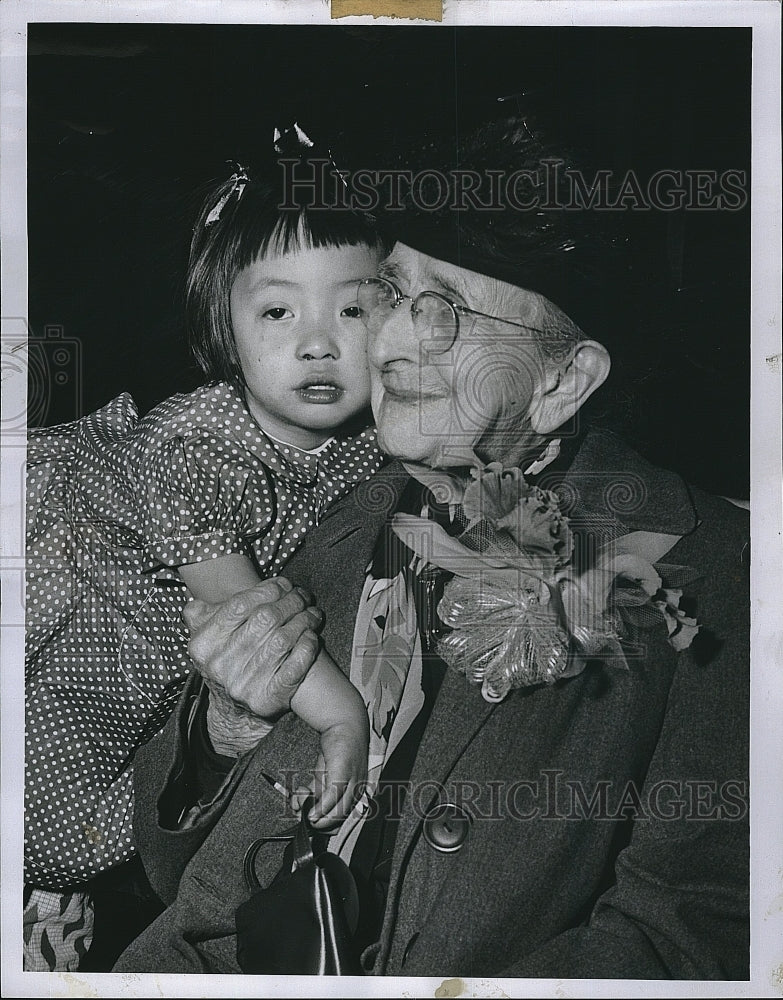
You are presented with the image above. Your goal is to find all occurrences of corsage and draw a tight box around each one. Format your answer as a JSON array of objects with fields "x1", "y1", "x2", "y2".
[{"x1": 393, "y1": 463, "x2": 700, "y2": 703}]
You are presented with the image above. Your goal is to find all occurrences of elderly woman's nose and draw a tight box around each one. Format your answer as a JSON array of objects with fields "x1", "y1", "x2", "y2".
[{"x1": 368, "y1": 301, "x2": 418, "y2": 367}]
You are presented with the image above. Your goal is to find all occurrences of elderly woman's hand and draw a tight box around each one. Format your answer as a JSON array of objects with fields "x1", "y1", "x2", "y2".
[{"x1": 183, "y1": 577, "x2": 323, "y2": 755}]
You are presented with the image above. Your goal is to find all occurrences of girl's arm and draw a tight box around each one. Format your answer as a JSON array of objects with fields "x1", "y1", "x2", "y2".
[
  {"x1": 178, "y1": 553, "x2": 368, "y2": 826},
  {"x1": 178, "y1": 552, "x2": 263, "y2": 605},
  {"x1": 178, "y1": 554, "x2": 280, "y2": 751}
]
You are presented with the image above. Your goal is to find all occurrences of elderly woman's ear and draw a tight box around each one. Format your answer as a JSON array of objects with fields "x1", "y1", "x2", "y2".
[{"x1": 529, "y1": 340, "x2": 611, "y2": 435}]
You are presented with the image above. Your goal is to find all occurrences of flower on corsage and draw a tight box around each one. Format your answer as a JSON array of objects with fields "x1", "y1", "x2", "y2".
[
  {"x1": 393, "y1": 464, "x2": 701, "y2": 703},
  {"x1": 653, "y1": 588, "x2": 701, "y2": 651},
  {"x1": 461, "y1": 463, "x2": 573, "y2": 575}
]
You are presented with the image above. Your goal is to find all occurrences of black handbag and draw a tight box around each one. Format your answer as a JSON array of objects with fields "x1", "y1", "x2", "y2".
[{"x1": 235, "y1": 801, "x2": 362, "y2": 975}]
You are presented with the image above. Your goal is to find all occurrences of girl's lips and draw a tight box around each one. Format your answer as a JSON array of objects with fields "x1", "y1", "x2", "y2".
[{"x1": 295, "y1": 383, "x2": 345, "y2": 404}]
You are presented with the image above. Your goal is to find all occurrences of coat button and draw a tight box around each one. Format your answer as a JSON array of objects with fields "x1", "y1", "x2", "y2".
[{"x1": 422, "y1": 802, "x2": 471, "y2": 853}]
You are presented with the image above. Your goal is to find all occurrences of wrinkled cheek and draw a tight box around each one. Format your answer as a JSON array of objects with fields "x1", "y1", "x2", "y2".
[
  {"x1": 464, "y1": 345, "x2": 539, "y2": 431},
  {"x1": 374, "y1": 395, "x2": 414, "y2": 446},
  {"x1": 449, "y1": 358, "x2": 509, "y2": 438},
  {"x1": 492, "y1": 364, "x2": 537, "y2": 430},
  {"x1": 377, "y1": 411, "x2": 428, "y2": 463}
]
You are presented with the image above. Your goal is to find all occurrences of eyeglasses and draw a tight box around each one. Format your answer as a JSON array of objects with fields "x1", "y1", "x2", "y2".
[{"x1": 357, "y1": 276, "x2": 540, "y2": 354}]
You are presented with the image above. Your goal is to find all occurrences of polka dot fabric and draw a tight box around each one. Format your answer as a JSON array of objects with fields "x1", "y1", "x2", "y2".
[{"x1": 25, "y1": 382, "x2": 383, "y2": 890}]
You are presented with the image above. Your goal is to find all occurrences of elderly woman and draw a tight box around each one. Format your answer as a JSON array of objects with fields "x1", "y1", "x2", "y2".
[{"x1": 115, "y1": 117, "x2": 749, "y2": 980}]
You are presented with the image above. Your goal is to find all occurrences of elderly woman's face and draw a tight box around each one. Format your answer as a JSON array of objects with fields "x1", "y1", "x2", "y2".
[{"x1": 367, "y1": 243, "x2": 548, "y2": 467}]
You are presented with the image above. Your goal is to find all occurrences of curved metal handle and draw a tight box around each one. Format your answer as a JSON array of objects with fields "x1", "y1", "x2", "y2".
[
  {"x1": 242, "y1": 796, "x2": 321, "y2": 890},
  {"x1": 243, "y1": 828, "x2": 297, "y2": 891}
]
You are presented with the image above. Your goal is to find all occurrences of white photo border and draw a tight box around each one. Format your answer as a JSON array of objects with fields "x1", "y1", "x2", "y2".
[{"x1": 2, "y1": 2, "x2": 780, "y2": 998}]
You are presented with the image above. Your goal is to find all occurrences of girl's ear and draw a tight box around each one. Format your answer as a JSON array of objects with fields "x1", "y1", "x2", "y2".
[{"x1": 529, "y1": 340, "x2": 611, "y2": 435}]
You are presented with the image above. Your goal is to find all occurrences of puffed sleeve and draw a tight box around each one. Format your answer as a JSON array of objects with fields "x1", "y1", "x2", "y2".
[{"x1": 138, "y1": 431, "x2": 276, "y2": 571}]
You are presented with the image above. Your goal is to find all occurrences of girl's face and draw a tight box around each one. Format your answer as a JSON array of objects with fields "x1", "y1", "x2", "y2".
[{"x1": 230, "y1": 242, "x2": 380, "y2": 449}]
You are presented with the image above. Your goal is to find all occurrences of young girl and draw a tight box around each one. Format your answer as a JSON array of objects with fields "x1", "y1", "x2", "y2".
[{"x1": 24, "y1": 138, "x2": 385, "y2": 970}]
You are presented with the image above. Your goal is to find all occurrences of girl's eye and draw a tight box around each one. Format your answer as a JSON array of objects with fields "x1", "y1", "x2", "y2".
[
  {"x1": 341, "y1": 305, "x2": 362, "y2": 319},
  {"x1": 262, "y1": 307, "x2": 293, "y2": 321}
]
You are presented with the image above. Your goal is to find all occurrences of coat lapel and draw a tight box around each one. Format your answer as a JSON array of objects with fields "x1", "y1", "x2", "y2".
[
  {"x1": 394, "y1": 667, "x2": 498, "y2": 851},
  {"x1": 376, "y1": 430, "x2": 701, "y2": 966},
  {"x1": 554, "y1": 428, "x2": 699, "y2": 537},
  {"x1": 283, "y1": 460, "x2": 409, "y2": 675}
]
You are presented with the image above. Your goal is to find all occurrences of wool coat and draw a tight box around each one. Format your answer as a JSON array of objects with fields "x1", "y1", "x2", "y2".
[{"x1": 114, "y1": 430, "x2": 750, "y2": 980}]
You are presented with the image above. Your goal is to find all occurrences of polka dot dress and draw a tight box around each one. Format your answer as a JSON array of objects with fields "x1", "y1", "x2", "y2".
[{"x1": 24, "y1": 382, "x2": 383, "y2": 890}]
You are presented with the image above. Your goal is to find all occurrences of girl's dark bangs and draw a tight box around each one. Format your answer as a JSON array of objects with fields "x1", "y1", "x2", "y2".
[{"x1": 239, "y1": 204, "x2": 380, "y2": 266}]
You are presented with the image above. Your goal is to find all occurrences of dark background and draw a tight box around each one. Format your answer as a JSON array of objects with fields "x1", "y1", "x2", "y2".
[{"x1": 27, "y1": 23, "x2": 751, "y2": 498}]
